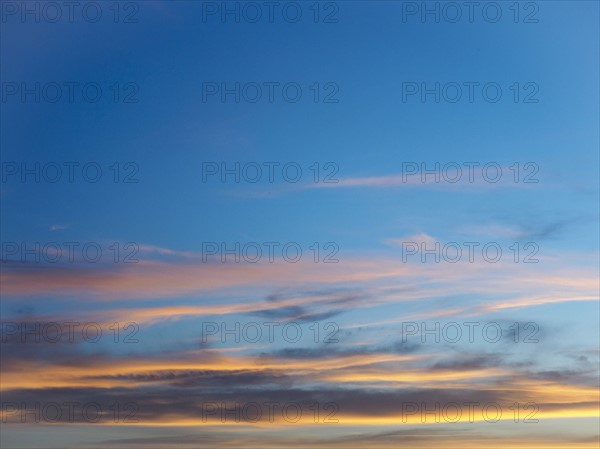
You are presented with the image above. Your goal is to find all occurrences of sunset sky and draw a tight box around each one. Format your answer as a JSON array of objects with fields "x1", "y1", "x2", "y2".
[{"x1": 1, "y1": 1, "x2": 599, "y2": 448}]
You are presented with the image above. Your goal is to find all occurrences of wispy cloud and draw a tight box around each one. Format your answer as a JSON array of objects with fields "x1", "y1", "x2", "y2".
[{"x1": 49, "y1": 224, "x2": 70, "y2": 231}]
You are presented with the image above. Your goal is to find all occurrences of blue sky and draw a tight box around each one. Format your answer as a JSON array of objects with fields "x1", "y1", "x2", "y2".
[{"x1": 1, "y1": 1, "x2": 599, "y2": 448}]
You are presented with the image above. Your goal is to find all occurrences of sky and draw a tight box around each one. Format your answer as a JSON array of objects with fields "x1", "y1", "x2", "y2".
[{"x1": 1, "y1": 1, "x2": 599, "y2": 448}]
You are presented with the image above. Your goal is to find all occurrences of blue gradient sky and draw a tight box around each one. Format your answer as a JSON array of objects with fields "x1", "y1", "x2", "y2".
[{"x1": 1, "y1": 1, "x2": 599, "y2": 448}]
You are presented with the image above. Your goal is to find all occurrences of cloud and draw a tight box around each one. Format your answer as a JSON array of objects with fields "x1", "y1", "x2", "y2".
[
  {"x1": 304, "y1": 166, "x2": 536, "y2": 190},
  {"x1": 385, "y1": 233, "x2": 438, "y2": 248},
  {"x1": 49, "y1": 224, "x2": 70, "y2": 231},
  {"x1": 1, "y1": 246, "x2": 597, "y2": 330},
  {"x1": 455, "y1": 219, "x2": 575, "y2": 240},
  {"x1": 94, "y1": 428, "x2": 600, "y2": 449}
]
